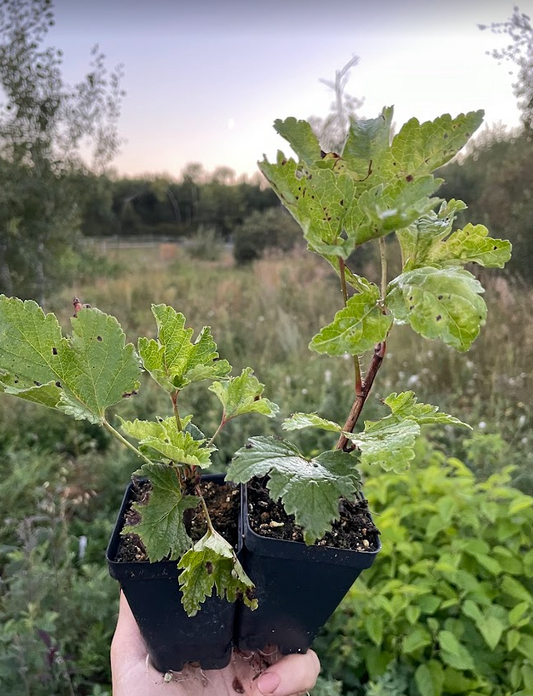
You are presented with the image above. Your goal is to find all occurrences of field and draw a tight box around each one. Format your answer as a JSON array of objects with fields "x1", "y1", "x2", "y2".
[{"x1": 0, "y1": 243, "x2": 532, "y2": 695}]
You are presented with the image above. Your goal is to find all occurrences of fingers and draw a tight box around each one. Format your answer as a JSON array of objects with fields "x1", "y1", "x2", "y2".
[
  {"x1": 111, "y1": 591, "x2": 148, "y2": 668},
  {"x1": 253, "y1": 650, "x2": 320, "y2": 696}
]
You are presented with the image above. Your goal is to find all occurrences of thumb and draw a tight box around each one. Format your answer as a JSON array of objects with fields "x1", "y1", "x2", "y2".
[{"x1": 253, "y1": 650, "x2": 320, "y2": 696}]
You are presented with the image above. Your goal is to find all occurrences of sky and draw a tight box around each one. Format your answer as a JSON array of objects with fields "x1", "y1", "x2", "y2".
[{"x1": 50, "y1": 0, "x2": 533, "y2": 179}]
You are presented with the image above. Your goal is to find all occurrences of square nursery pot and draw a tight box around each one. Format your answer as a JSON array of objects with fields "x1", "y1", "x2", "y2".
[
  {"x1": 235, "y1": 482, "x2": 381, "y2": 654},
  {"x1": 106, "y1": 474, "x2": 235, "y2": 672}
]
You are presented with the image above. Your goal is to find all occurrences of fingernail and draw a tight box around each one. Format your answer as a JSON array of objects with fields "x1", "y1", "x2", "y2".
[{"x1": 257, "y1": 671, "x2": 280, "y2": 694}]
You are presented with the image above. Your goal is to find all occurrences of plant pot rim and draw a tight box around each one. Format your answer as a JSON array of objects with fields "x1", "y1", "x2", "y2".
[
  {"x1": 239, "y1": 481, "x2": 381, "y2": 567},
  {"x1": 106, "y1": 473, "x2": 229, "y2": 580}
]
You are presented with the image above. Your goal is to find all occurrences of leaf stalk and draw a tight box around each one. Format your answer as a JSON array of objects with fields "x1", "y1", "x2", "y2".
[
  {"x1": 379, "y1": 237, "x2": 388, "y2": 299},
  {"x1": 339, "y1": 256, "x2": 363, "y2": 395},
  {"x1": 171, "y1": 391, "x2": 183, "y2": 432},
  {"x1": 102, "y1": 419, "x2": 153, "y2": 466}
]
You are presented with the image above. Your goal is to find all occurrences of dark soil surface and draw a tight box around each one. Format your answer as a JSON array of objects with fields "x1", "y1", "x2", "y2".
[
  {"x1": 247, "y1": 478, "x2": 380, "y2": 552},
  {"x1": 116, "y1": 478, "x2": 240, "y2": 563}
]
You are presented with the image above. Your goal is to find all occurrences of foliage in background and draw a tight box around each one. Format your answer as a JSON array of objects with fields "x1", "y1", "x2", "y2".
[
  {"x1": 316, "y1": 441, "x2": 533, "y2": 696},
  {"x1": 233, "y1": 207, "x2": 302, "y2": 264},
  {"x1": 76, "y1": 169, "x2": 278, "y2": 242},
  {"x1": 439, "y1": 128, "x2": 533, "y2": 282},
  {"x1": 0, "y1": 427, "x2": 130, "y2": 695},
  {"x1": 0, "y1": 0, "x2": 124, "y2": 302}
]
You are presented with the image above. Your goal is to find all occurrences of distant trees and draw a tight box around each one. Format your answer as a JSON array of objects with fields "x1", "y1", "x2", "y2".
[
  {"x1": 76, "y1": 169, "x2": 278, "y2": 240},
  {"x1": 439, "y1": 128, "x2": 533, "y2": 282},
  {"x1": 0, "y1": 0, "x2": 124, "y2": 302}
]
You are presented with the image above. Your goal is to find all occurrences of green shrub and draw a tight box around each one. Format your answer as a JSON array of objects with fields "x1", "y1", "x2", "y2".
[
  {"x1": 233, "y1": 207, "x2": 302, "y2": 264},
  {"x1": 316, "y1": 441, "x2": 533, "y2": 696}
]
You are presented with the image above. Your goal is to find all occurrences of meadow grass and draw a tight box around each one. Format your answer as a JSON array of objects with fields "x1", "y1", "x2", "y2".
[{"x1": 53, "y1": 244, "x2": 532, "y2": 450}]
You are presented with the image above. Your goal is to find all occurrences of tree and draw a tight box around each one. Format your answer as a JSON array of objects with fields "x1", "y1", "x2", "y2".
[
  {"x1": 480, "y1": 6, "x2": 533, "y2": 131},
  {"x1": 0, "y1": 0, "x2": 124, "y2": 303}
]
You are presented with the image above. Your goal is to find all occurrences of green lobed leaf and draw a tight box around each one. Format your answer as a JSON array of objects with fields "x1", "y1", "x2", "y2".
[
  {"x1": 227, "y1": 436, "x2": 361, "y2": 544},
  {"x1": 177, "y1": 530, "x2": 257, "y2": 617},
  {"x1": 258, "y1": 155, "x2": 356, "y2": 258},
  {"x1": 56, "y1": 309, "x2": 141, "y2": 423},
  {"x1": 122, "y1": 463, "x2": 199, "y2": 562},
  {"x1": 262, "y1": 111, "x2": 484, "y2": 263},
  {"x1": 383, "y1": 391, "x2": 470, "y2": 427},
  {"x1": 0, "y1": 295, "x2": 63, "y2": 385},
  {"x1": 119, "y1": 416, "x2": 214, "y2": 468},
  {"x1": 397, "y1": 199, "x2": 468, "y2": 271},
  {"x1": 0, "y1": 372, "x2": 62, "y2": 409},
  {"x1": 209, "y1": 367, "x2": 279, "y2": 421},
  {"x1": 138, "y1": 304, "x2": 231, "y2": 393},
  {"x1": 345, "y1": 176, "x2": 442, "y2": 246},
  {"x1": 386, "y1": 266, "x2": 487, "y2": 352},
  {"x1": 345, "y1": 417, "x2": 420, "y2": 473},
  {"x1": 344, "y1": 391, "x2": 468, "y2": 473},
  {"x1": 0, "y1": 297, "x2": 141, "y2": 424},
  {"x1": 282, "y1": 412, "x2": 341, "y2": 432},
  {"x1": 309, "y1": 284, "x2": 392, "y2": 356},
  {"x1": 341, "y1": 107, "x2": 394, "y2": 178},
  {"x1": 379, "y1": 111, "x2": 484, "y2": 181},
  {"x1": 427, "y1": 223, "x2": 512, "y2": 269},
  {"x1": 273, "y1": 117, "x2": 322, "y2": 165}
]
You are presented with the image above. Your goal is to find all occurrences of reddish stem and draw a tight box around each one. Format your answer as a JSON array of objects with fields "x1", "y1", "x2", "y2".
[{"x1": 336, "y1": 341, "x2": 386, "y2": 451}]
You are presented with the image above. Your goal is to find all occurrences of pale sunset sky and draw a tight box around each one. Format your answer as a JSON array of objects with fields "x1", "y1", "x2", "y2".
[{"x1": 52, "y1": 0, "x2": 532, "y2": 179}]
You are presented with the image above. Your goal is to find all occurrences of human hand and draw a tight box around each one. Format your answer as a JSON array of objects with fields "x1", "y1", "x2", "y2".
[{"x1": 111, "y1": 592, "x2": 320, "y2": 696}]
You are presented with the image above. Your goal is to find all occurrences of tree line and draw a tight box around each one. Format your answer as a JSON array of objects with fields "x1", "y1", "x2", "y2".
[{"x1": 77, "y1": 167, "x2": 278, "y2": 240}]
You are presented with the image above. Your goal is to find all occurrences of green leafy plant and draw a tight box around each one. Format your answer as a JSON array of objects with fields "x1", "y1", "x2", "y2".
[
  {"x1": 226, "y1": 108, "x2": 511, "y2": 542},
  {"x1": 0, "y1": 297, "x2": 277, "y2": 616},
  {"x1": 0, "y1": 106, "x2": 511, "y2": 616},
  {"x1": 315, "y1": 443, "x2": 533, "y2": 696}
]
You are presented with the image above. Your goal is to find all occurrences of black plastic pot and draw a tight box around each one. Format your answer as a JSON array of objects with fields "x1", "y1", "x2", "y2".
[
  {"x1": 235, "y1": 483, "x2": 380, "y2": 654},
  {"x1": 106, "y1": 474, "x2": 235, "y2": 672}
]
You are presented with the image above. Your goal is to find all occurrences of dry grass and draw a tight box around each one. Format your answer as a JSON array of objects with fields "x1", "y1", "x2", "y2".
[{"x1": 45, "y1": 245, "x2": 532, "y2": 481}]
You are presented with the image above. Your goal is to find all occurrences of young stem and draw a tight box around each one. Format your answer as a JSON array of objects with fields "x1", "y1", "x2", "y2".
[
  {"x1": 336, "y1": 341, "x2": 387, "y2": 451},
  {"x1": 208, "y1": 416, "x2": 226, "y2": 448},
  {"x1": 171, "y1": 391, "x2": 182, "y2": 432},
  {"x1": 379, "y1": 237, "x2": 388, "y2": 299},
  {"x1": 339, "y1": 257, "x2": 363, "y2": 395},
  {"x1": 339, "y1": 257, "x2": 349, "y2": 304},
  {"x1": 196, "y1": 485, "x2": 216, "y2": 535},
  {"x1": 102, "y1": 419, "x2": 153, "y2": 466}
]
